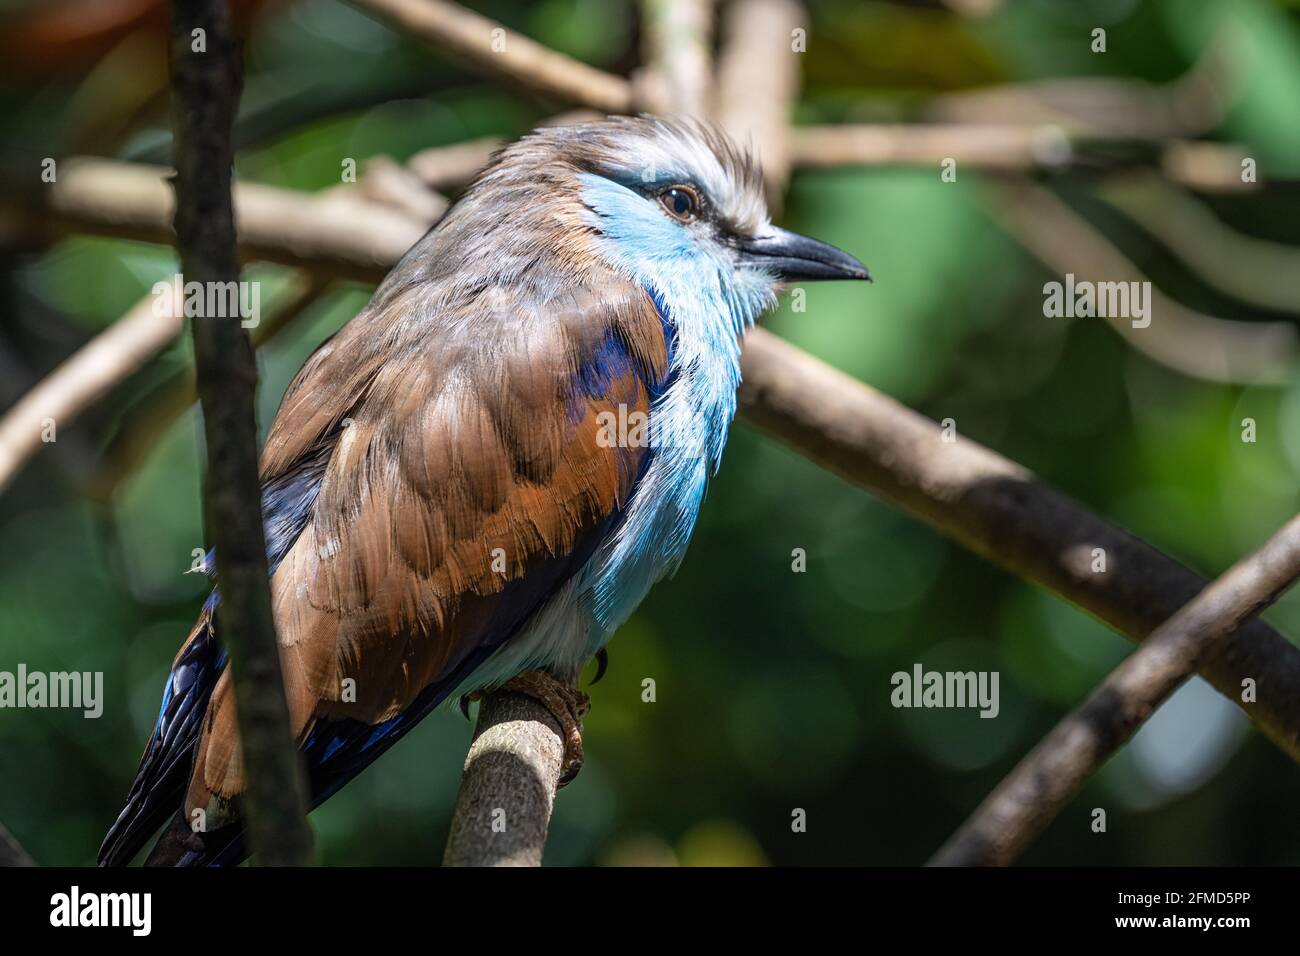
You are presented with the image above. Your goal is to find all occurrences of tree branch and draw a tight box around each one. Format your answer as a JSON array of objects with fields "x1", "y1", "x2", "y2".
[
  {"x1": 930, "y1": 510, "x2": 1300, "y2": 866},
  {"x1": 442, "y1": 691, "x2": 566, "y2": 866},
  {"x1": 343, "y1": 0, "x2": 634, "y2": 113},
  {"x1": 790, "y1": 125, "x2": 1255, "y2": 191},
  {"x1": 168, "y1": 0, "x2": 313, "y2": 865},
  {"x1": 0, "y1": 290, "x2": 182, "y2": 494},
  {"x1": 641, "y1": 0, "x2": 712, "y2": 117},
  {"x1": 987, "y1": 177, "x2": 1297, "y2": 384},
  {"x1": 736, "y1": 329, "x2": 1300, "y2": 765},
  {"x1": 716, "y1": 0, "x2": 802, "y2": 210},
  {"x1": 91, "y1": 275, "x2": 330, "y2": 499}
]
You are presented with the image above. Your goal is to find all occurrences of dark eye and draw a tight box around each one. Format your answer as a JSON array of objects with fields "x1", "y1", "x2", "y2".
[{"x1": 659, "y1": 185, "x2": 700, "y2": 222}]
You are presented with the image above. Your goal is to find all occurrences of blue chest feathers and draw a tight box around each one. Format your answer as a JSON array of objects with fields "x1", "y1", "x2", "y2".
[{"x1": 578, "y1": 284, "x2": 749, "y2": 647}]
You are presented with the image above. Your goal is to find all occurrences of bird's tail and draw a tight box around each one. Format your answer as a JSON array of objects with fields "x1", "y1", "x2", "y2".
[
  {"x1": 142, "y1": 812, "x2": 245, "y2": 867},
  {"x1": 98, "y1": 606, "x2": 228, "y2": 866}
]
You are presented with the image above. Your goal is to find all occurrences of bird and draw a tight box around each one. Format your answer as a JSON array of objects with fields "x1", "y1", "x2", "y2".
[{"x1": 98, "y1": 115, "x2": 870, "y2": 866}]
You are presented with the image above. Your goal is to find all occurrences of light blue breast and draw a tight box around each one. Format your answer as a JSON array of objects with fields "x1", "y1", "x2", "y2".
[
  {"x1": 572, "y1": 173, "x2": 776, "y2": 654},
  {"x1": 460, "y1": 172, "x2": 776, "y2": 689}
]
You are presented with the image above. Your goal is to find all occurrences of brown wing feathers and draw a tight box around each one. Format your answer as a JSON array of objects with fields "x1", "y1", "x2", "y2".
[{"x1": 184, "y1": 275, "x2": 669, "y2": 814}]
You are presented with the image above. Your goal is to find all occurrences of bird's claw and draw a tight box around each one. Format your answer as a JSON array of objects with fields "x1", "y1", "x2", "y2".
[
  {"x1": 458, "y1": 689, "x2": 483, "y2": 720},
  {"x1": 500, "y1": 670, "x2": 590, "y2": 788},
  {"x1": 590, "y1": 647, "x2": 609, "y2": 685}
]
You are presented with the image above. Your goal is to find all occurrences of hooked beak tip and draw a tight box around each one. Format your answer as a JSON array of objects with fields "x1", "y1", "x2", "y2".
[{"x1": 736, "y1": 226, "x2": 872, "y2": 284}]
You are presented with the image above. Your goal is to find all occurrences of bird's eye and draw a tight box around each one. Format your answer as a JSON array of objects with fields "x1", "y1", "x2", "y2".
[{"x1": 658, "y1": 185, "x2": 700, "y2": 223}]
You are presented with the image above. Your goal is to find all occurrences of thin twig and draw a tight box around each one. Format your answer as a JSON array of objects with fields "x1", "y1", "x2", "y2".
[
  {"x1": 1099, "y1": 171, "x2": 1300, "y2": 314},
  {"x1": 91, "y1": 275, "x2": 331, "y2": 499},
  {"x1": 790, "y1": 124, "x2": 1255, "y2": 191},
  {"x1": 989, "y1": 177, "x2": 1297, "y2": 384},
  {"x1": 168, "y1": 0, "x2": 313, "y2": 866},
  {"x1": 930, "y1": 510, "x2": 1300, "y2": 866},
  {"x1": 343, "y1": 0, "x2": 633, "y2": 112},
  {"x1": 0, "y1": 290, "x2": 181, "y2": 494}
]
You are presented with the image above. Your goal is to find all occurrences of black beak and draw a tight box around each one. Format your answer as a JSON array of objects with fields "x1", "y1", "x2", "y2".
[{"x1": 735, "y1": 226, "x2": 871, "y2": 282}]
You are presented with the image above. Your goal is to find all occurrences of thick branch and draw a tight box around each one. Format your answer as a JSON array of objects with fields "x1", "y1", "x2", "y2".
[
  {"x1": 343, "y1": 0, "x2": 633, "y2": 113},
  {"x1": 6, "y1": 157, "x2": 425, "y2": 282},
  {"x1": 930, "y1": 510, "x2": 1300, "y2": 866},
  {"x1": 168, "y1": 0, "x2": 313, "y2": 865},
  {"x1": 737, "y1": 329, "x2": 1300, "y2": 764},
  {"x1": 442, "y1": 691, "x2": 565, "y2": 866}
]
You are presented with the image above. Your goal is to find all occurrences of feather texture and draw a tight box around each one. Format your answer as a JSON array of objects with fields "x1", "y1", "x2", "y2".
[{"x1": 100, "y1": 116, "x2": 786, "y2": 866}]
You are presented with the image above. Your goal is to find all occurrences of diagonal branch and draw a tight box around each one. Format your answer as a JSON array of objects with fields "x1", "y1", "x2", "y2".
[
  {"x1": 987, "y1": 177, "x2": 1297, "y2": 385},
  {"x1": 168, "y1": 0, "x2": 313, "y2": 865},
  {"x1": 343, "y1": 0, "x2": 633, "y2": 113},
  {"x1": 930, "y1": 509, "x2": 1300, "y2": 866},
  {"x1": 0, "y1": 290, "x2": 182, "y2": 495},
  {"x1": 737, "y1": 330, "x2": 1300, "y2": 765}
]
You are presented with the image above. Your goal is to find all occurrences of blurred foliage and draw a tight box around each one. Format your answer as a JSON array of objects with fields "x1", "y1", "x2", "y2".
[{"x1": 2, "y1": 0, "x2": 1300, "y2": 866}]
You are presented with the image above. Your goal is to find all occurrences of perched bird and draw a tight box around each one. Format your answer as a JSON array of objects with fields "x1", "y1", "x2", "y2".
[{"x1": 99, "y1": 116, "x2": 869, "y2": 866}]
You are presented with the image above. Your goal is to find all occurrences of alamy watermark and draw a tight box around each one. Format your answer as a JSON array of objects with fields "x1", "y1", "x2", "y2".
[
  {"x1": 890, "y1": 663, "x2": 999, "y2": 718},
  {"x1": 1043, "y1": 273, "x2": 1150, "y2": 328},
  {"x1": 0, "y1": 664, "x2": 103, "y2": 718},
  {"x1": 152, "y1": 274, "x2": 261, "y2": 328}
]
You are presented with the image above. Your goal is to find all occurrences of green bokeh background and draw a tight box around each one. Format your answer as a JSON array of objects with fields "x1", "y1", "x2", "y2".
[{"x1": 2, "y1": 0, "x2": 1300, "y2": 865}]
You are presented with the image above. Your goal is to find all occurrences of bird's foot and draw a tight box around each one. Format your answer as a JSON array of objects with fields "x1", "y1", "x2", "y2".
[{"x1": 500, "y1": 670, "x2": 590, "y2": 788}]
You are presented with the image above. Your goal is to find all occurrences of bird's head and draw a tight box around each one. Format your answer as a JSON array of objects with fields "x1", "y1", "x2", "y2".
[{"x1": 424, "y1": 116, "x2": 869, "y2": 330}]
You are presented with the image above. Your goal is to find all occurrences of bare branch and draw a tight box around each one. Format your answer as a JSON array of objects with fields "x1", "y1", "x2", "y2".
[
  {"x1": 168, "y1": 0, "x2": 313, "y2": 866},
  {"x1": 356, "y1": 156, "x2": 449, "y2": 224},
  {"x1": 5, "y1": 157, "x2": 427, "y2": 282},
  {"x1": 442, "y1": 691, "x2": 565, "y2": 866},
  {"x1": 1099, "y1": 171, "x2": 1300, "y2": 314},
  {"x1": 0, "y1": 273, "x2": 327, "y2": 498},
  {"x1": 791, "y1": 123, "x2": 1076, "y2": 172},
  {"x1": 737, "y1": 328, "x2": 1300, "y2": 765},
  {"x1": 930, "y1": 510, "x2": 1300, "y2": 867},
  {"x1": 922, "y1": 39, "x2": 1230, "y2": 141},
  {"x1": 789, "y1": 124, "x2": 1256, "y2": 192},
  {"x1": 716, "y1": 0, "x2": 803, "y2": 209},
  {"x1": 91, "y1": 275, "x2": 331, "y2": 498},
  {"x1": 406, "y1": 136, "x2": 502, "y2": 191},
  {"x1": 988, "y1": 177, "x2": 1297, "y2": 384},
  {"x1": 0, "y1": 291, "x2": 181, "y2": 494},
  {"x1": 343, "y1": 0, "x2": 633, "y2": 113},
  {"x1": 642, "y1": 0, "x2": 713, "y2": 117}
]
